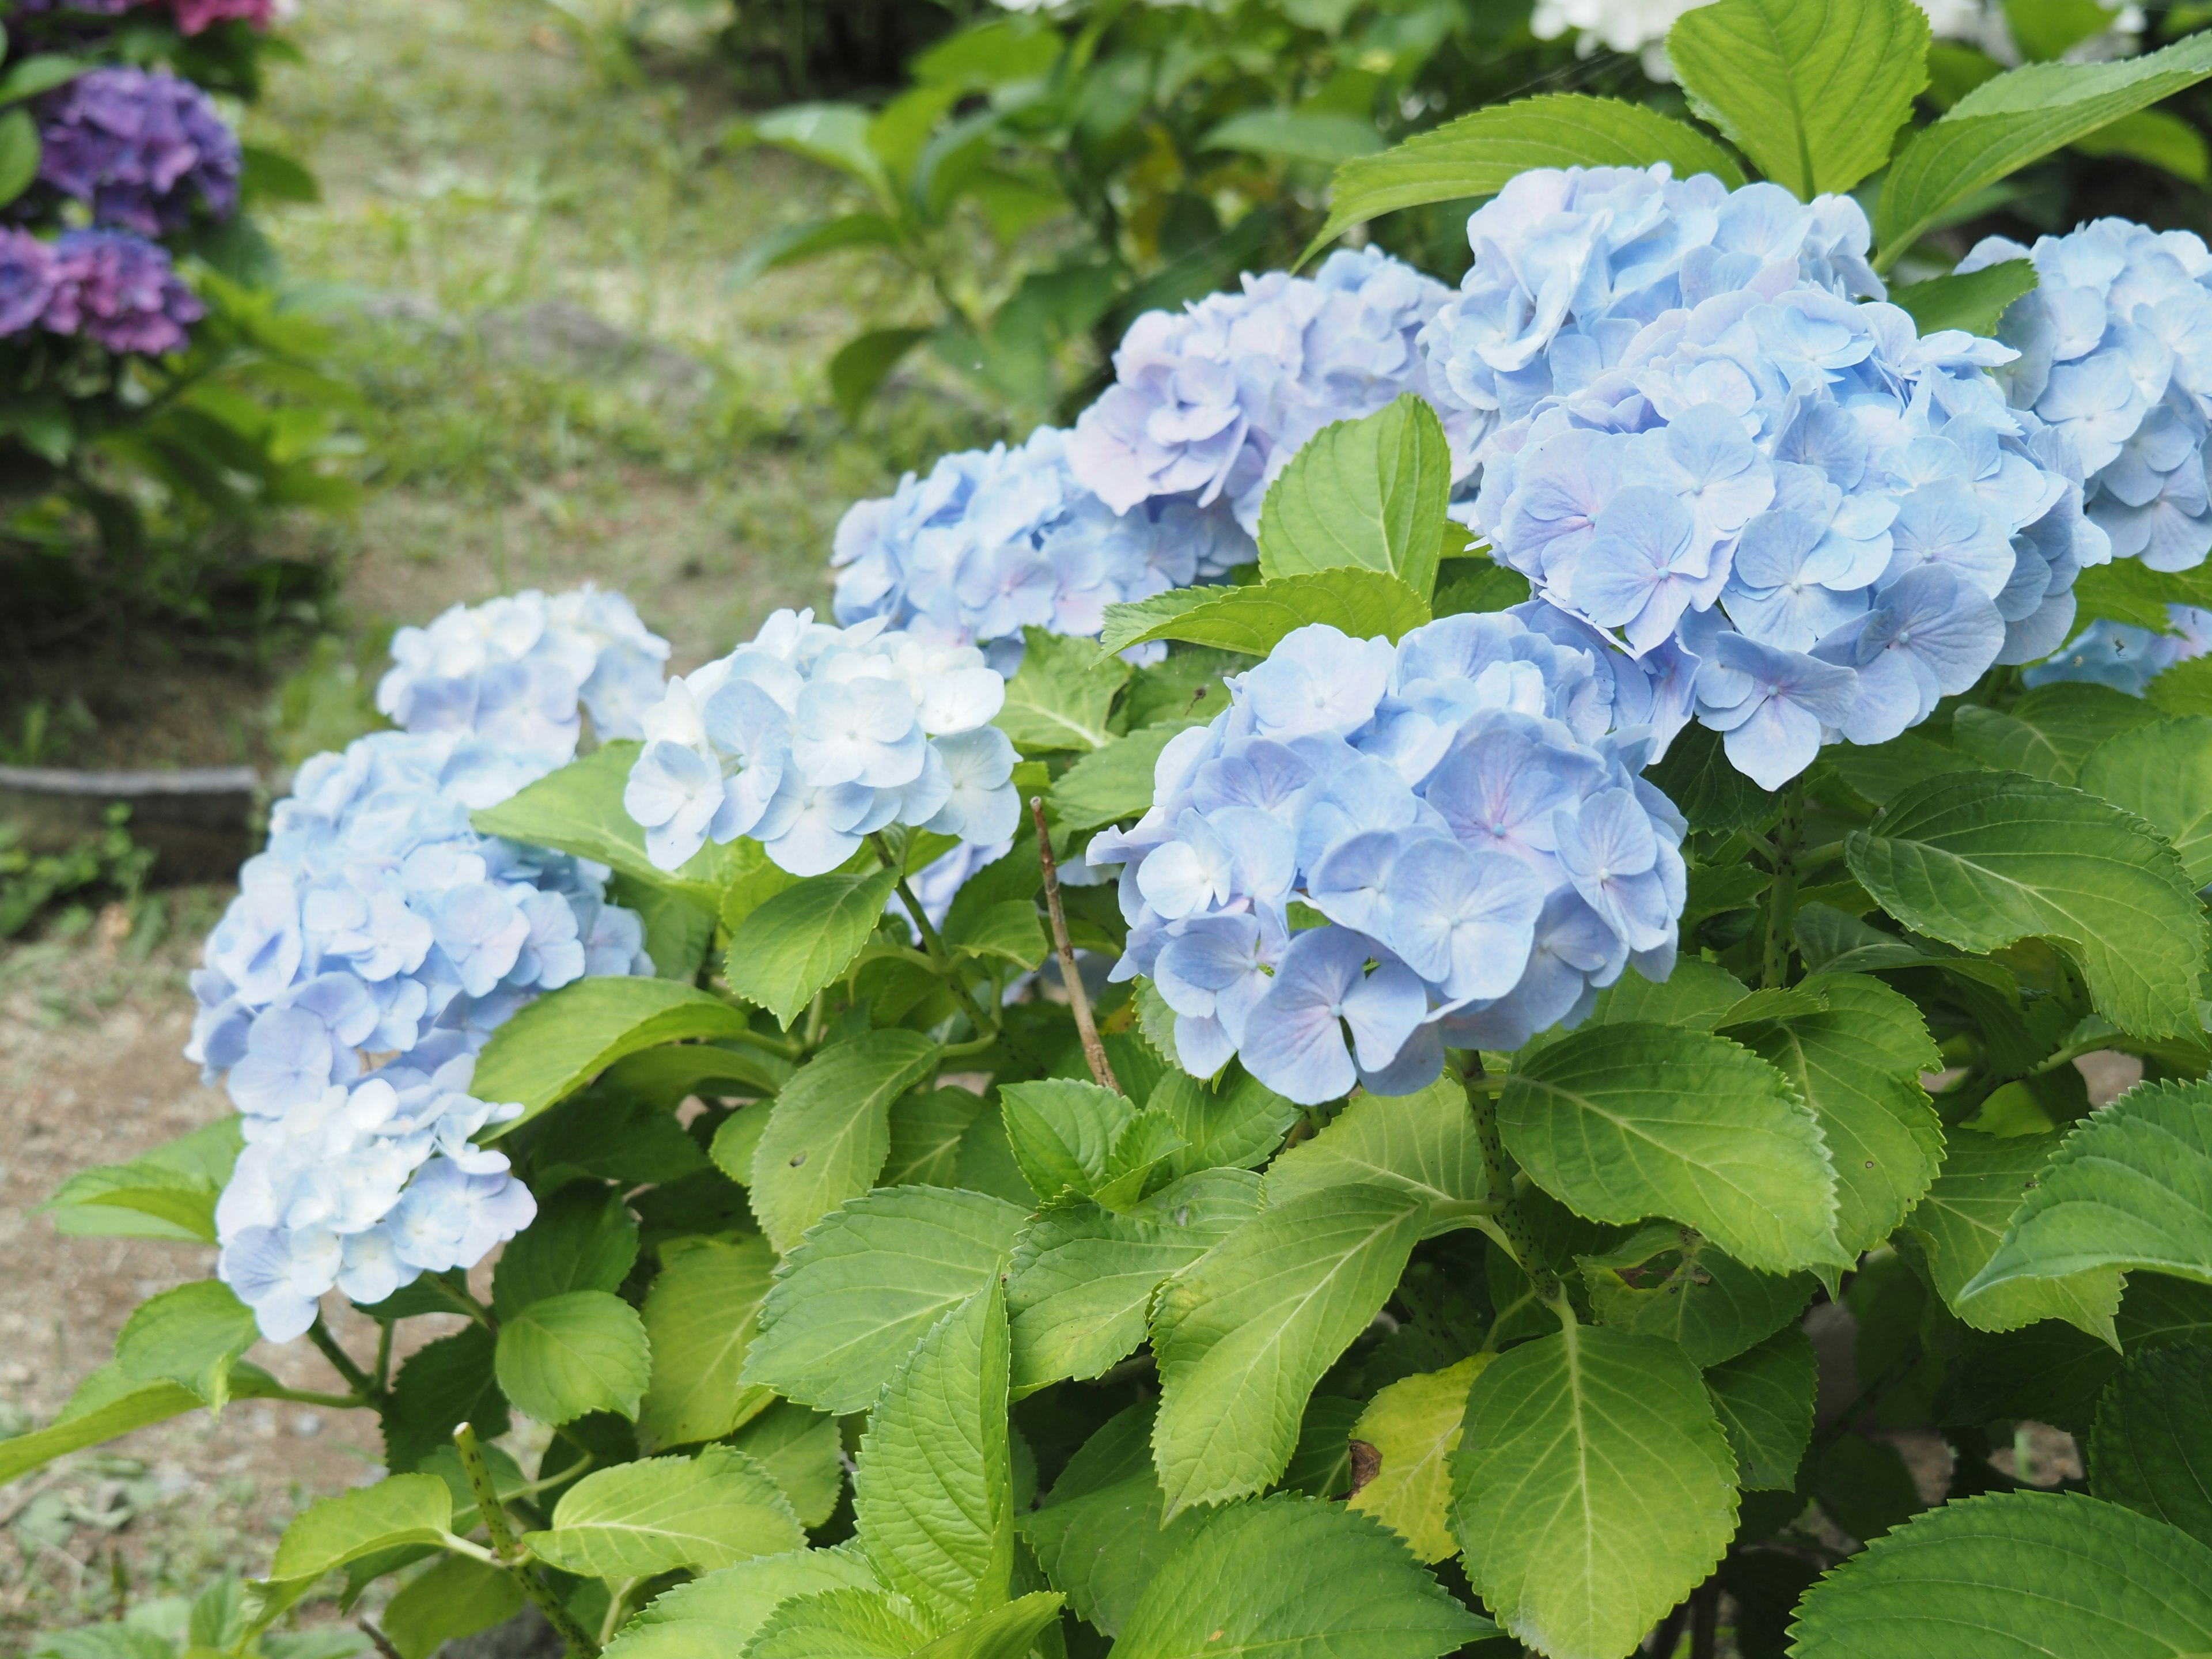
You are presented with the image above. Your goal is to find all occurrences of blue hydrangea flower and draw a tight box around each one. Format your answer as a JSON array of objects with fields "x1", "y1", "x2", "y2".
[
  {"x1": 1960, "y1": 220, "x2": 2212, "y2": 573},
  {"x1": 1067, "y1": 247, "x2": 1469, "y2": 535},
  {"x1": 1453, "y1": 166, "x2": 2099, "y2": 789},
  {"x1": 2026, "y1": 603, "x2": 2212, "y2": 694},
  {"x1": 1088, "y1": 612, "x2": 1687, "y2": 1103}
]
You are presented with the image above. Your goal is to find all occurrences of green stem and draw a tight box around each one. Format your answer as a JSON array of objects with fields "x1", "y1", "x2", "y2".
[
  {"x1": 1762, "y1": 779, "x2": 1806, "y2": 990},
  {"x1": 306, "y1": 1318, "x2": 381, "y2": 1402},
  {"x1": 1464, "y1": 1066, "x2": 1555, "y2": 1302},
  {"x1": 454, "y1": 1423, "x2": 601, "y2": 1658},
  {"x1": 873, "y1": 832, "x2": 996, "y2": 1040},
  {"x1": 372, "y1": 1320, "x2": 394, "y2": 1394},
  {"x1": 262, "y1": 1387, "x2": 372, "y2": 1411},
  {"x1": 423, "y1": 1274, "x2": 496, "y2": 1331}
]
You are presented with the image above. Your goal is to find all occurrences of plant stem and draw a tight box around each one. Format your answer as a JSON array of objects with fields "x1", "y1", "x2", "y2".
[
  {"x1": 1464, "y1": 1066, "x2": 1555, "y2": 1301},
  {"x1": 372, "y1": 1319, "x2": 393, "y2": 1393},
  {"x1": 454, "y1": 1423, "x2": 601, "y2": 1658},
  {"x1": 872, "y1": 832, "x2": 997, "y2": 1040},
  {"x1": 1031, "y1": 796, "x2": 1119, "y2": 1093},
  {"x1": 306, "y1": 1318, "x2": 380, "y2": 1402},
  {"x1": 423, "y1": 1273, "x2": 496, "y2": 1331},
  {"x1": 1762, "y1": 779, "x2": 1806, "y2": 990},
  {"x1": 263, "y1": 1387, "x2": 372, "y2": 1411}
]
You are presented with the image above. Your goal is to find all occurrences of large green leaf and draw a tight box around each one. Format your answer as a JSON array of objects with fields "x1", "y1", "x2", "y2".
[
  {"x1": 638, "y1": 1236, "x2": 778, "y2": 1450},
  {"x1": 1115, "y1": 1494, "x2": 1487, "y2": 1659},
  {"x1": 1845, "y1": 770, "x2": 2207, "y2": 1039},
  {"x1": 1449, "y1": 1325, "x2": 1737, "y2": 1659},
  {"x1": 1020, "y1": 1404, "x2": 1205, "y2": 1638},
  {"x1": 725, "y1": 866, "x2": 903, "y2": 1030},
  {"x1": 1668, "y1": 0, "x2": 1927, "y2": 197},
  {"x1": 1576, "y1": 1226, "x2": 1813, "y2": 1368},
  {"x1": 1705, "y1": 1327, "x2": 1818, "y2": 1491},
  {"x1": 853, "y1": 1283, "x2": 1014, "y2": 1628},
  {"x1": 1303, "y1": 93, "x2": 1743, "y2": 259},
  {"x1": 1157, "y1": 1071, "x2": 1298, "y2": 1175},
  {"x1": 1902, "y1": 1127, "x2": 2123, "y2": 1340},
  {"x1": 750, "y1": 1032, "x2": 942, "y2": 1254},
  {"x1": 2078, "y1": 715, "x2": 2212, "y2": 885},
  {"x1": 1885, "y1": 259, "x2": 2040, "y2": 336},
  {"x1": 270, "y1": 1475, "x2": 458, "y2": 1582},
  {"x1": 1262, "y1": 1075, "x2": 1490, "y2": 1236},
  {"x1": 2089, "y1": 1341, "x2": 2212, "y2": 1547},
  {"x1": 473, "y1": 978, "x2": 761, "y2": 1125},
  {"x1": 911, "y1": 1593, "x2": 1067, "y2": 1659},
  {"x1": 0, "y1": 1362, "x2": 284, "y2": 1487},
  {"x1": 998, "y1": 1078, "x2": 1135, "y2": 1203},
  {"x1": 1721, "y1": 973, "x2": 1945, "y2": 1259},
  {"x1": 492, "y1": 1183, "x2": 639, "y2": 1319},
  {"x1": 745, "y1": 1586, "x2": 926, "y2": 1659},
  {"x1": 1256, "y1": 395, "x2": 1452, "y2": 602},
  {"x1": 1150, "y1": 1184, "x2": 1427, "y2": 1516},
  {"x1": 1787, "y1": 1490, "x2": 2212, "y2": 1657},
  {"x1": 1344, "y1": 1357, "x2": 1488, "y2": 1564},
  {"x1": 39, "y1": 1116, "x2": 240, "y2": 1243},
  {"x1": 1876, "y1": 29, "x2": 2212, "y2": 258},
  {"x1": 1967, "y1": 1079, "x2": 2212, "y2": 1298},
  {"x1": 727, "y1": 1403, "x2": 845, "y2": 1529},
  {"x1": 604, "y1": 1550, "x2": 880, "y2": 1659},
  {"x1": 113, "y1": 1281, "x2": 260, "y2": 1412},
  {"x1": 1499, "y1": 1022, "x2": 1845, "y2": 1274},
  {"x1": 472, "y1": 742, "x2": 715, "y2": 902},
  {"x1": 493, "y1": 1289, "x2": 652, "y2": 1425},
  {"x1": 381, "y1": 1555, "x2": 522, "y2": 1659},
  {"x1": 1099, "y1": 569, "x2": 1429, "y2": 658},
  {"x1": 745, "y1": 1185, "x2": 1028, "y2": 1414},
  {"x1": 1950, "y1": 682, "x2": 2160, "y2": 784},
  {"x1": 1049, "y1": 722, "x2": 1200, "y2": 832},
  {"x1": 526, "y1": 1446, "x2": 803, "y2": 1578},
  {"x1": 994, "y1": 627, "x2": 1129, "y2": 753}
]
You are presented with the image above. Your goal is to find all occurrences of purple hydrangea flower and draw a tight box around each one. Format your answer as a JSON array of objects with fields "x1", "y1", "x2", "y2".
[
  {"x1": 0, "y1": 229, "x2": 58, "y2": 336},
  {"x1": 37, "y1": 66, "x2": 241, "y2": 236},
  {"x1": 44, "y1": 229, "x2": 203, "y2": 354}
]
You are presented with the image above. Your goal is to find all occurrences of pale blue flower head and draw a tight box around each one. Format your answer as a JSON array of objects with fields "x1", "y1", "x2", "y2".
[{"x1": 2027, "y1": 602, "x2": 2212, "y2": 694}]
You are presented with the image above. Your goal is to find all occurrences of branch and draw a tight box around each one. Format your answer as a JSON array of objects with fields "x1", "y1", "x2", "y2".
[{"x1": 1031, "y1": 796, "x2": 1118, "y2": 1093}]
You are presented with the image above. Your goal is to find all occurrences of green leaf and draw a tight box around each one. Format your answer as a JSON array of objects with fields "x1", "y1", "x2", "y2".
[
  {"x1": 1668, "y1": 0, "x2": 1928, "y2": 197},
  {"x1": 603, "y1": 1550, "x2": 880, "y2": 1659},
  {"x1": 1344, "y1": 1357, "x2": 1487, "y2": 1563},
  {"x1": 949, "y1": 902, "x2": 1046, "y2": 971},
  {"x1": 0, "y1": 1363, "x2": 283, "y2": 1487},
  {"x1": 1950, "y1": 682, "x2": 2161, "y2": 783},
  {"x1": 1157, "y1": 1071, "x2": 1298, "y2": 1175},
  {"x1": 472, "y1": 978, "x2": 760, "y2": 1125},
  {"x1": 1967, "y1": 1079, "x2": 2212, "y2": 1300},
  {"x1": 380, "y1": 1325, "x2": 507, "y2": 1474},
  {"x1": 270, "y1": 1475, "x2": 457, "y2": 1582},
  {"x1": 1499, "y1": 1022, "x2": 1844, "y2": 1274},
  {"x1": 882, "y1": 1087, "x2": 986, "y2": 1187},
  {"x1": 525, "y1": 1446, "x2": 803, "y2": 1578},
  {"x1": 2078, "y1": 714, "x2": 2212, "y2": 885},
  {"x1": 1018, "y1": 1403, "x2": 1205, "y2": 1638},
  {"x1": 1116, "y1": 1494, "x2": 1487, "y2": 1659},
  {"x1": 601, "y1": 1041, "x2": 792, "y2": 1105},
  {"x1": 1150, "y1": 1184, "x2": 1427, "y2": 1516},
  {"x1": 1886, "y1": 258, "x2": 2039, "y2": 337},
  {"x1": 0, "y1": 54, "x2": 89, "y2": 106},
  {"x1": 1705, "y1": 1327, "x2": 1819, "y2": 1491},
  {"x1": 0, "y1": 109, "x2": 39, "y2": 209},
  {"x1": 1006, "y1": 1177, "x2": 1263, "y2": 1395},
  {"x1": 1256, "y1": 395, "x2": 1452, "y2": 603},
  {"x1": 1875, "y1": 30, "x2": 2212, "y2": 259},
  {"x1": 1303, "y1": 94, "x2": 1744, "y2": 261},
  {"x1": 39, "y1": 1117, "x2": 240, "y2": 1243},
  {"x1": 1722, "y1": 972, "x2": 1945, "y2": 1259},
  {"x1": 913, "y1": 1593, "x2": 1066, "y2": 1659},
  {"x1": 994, "y1": 628, "x2": 1130, "y2": 753},
  {"x1": 2071, "y1": 558, "x2": 2212, "y2": 631},
  {"x1": 751, "y1": 1032, "x2": 942, "y2": 1254},
  {"x1": 493, "y1": 1184, "x2": 639, "y2": 1320},
  {"x1": 1262, "y1": 1075, "x2": 1490, "y2": 1235},
  {"x1": 1786, "y1": 1490, "x2": 2212, "y2": 1657},
  {"x1": 727, "y1": 1403, "x2": 846, "y2": 1529},
  {"x1": 1577, "y1": 1226, "x2": 1813, "y2": 1367},
  {"x1": 611, "y1": 876, "x2": 718, "y2": 980},
  {"x1": 1099, "y1": 569, "x2": 1430, "y2": 658},
  {"x1": 2088, "y1": 1340, "x2": 2212, "y2": 1547},
  {"x1": 1449, "y1": 1325, "x2": 1737, "y2": 1659},
  {"x1": 380, "y1": 1555, "x2": 521, "y2": 1659},
  {"x1": 745, "y1": 1186, "x2": 1028, "y2": 1414},
  {"x1": 730, "y1": 213, "x2": 900, "y2": 289},
  {"x1": 638, "y1": 1236, "x2": 778, "y2": 1451},
  {"x1": 1646, "y1": 723, "x2": 1775, "y2": 834},
  {"x1": 1845, "y1": 769, "x2": 2207, "y2": 1039},
  {"x1": 1202, "y1": 109, "x2": 1384, "y2": 165},
  {"x1": 745, "y1": 1586, "x2": 926, "y2": 1659},
  {"x1": 725, "y1": 866, "x2": 904, "y2": 1031},
  {"x1": 831, "y1": 328, "x2": 932, "y2": 422},
  {"x1": 1049, "y1": 723, "x2": 1199, "y2": 832},
  {"x1": 472, "y1": 743, "x2": 711, "y2": 902},
  {"x1": 494, "y1": 1290, "x2": 652, "y2": 1425},
  {"x1": 998, "y1": 1078, "x2": 1136, "y2": 1202},
  {"x1": 1902, "y1": 1127, "x2": 2123, "y2": 1339},
  {"x1": 853, "y1": 1282, "x2": 1014, "y2": 1628},
  {"x1": 113, "y1": 1281, "x2": 259, "y2": 1412}
]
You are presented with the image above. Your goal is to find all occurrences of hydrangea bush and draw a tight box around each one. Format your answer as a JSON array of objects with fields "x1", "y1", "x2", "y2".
[{"x1": 26, "y1": 6, "x2": 2212, "y2": 1659}]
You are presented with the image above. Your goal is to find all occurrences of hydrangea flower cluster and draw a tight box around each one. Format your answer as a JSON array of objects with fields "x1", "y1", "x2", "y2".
[
  {"x1": 1959, "y1": 220, "x2": 2212, "y2": 575},
  {"x1": 624, "y1": 608, "x2": 1020, "y2": 878},
  {"x1": 14, "y1": 0, "x2": 272, "y2": 33},
  {"x1": 2027, "y1": 603, "x2": 2212, "y2": 694},
  {"x1": 1069, "y1": 247, "x2": 1470, "y2": 535},
  {"x1": 1088, "y1": 612, "x2": 1685, "y2": 1104},
  {"x1": 378, "y1": 585, "x2": 671, "y2": 756},
  {"x1": 0, "y1": 225, "x2": 203, "y2": 353},
  {"x1": 192, "y1": 593, "x2": 669, "y2": 1340},
  {"x1": 1528, "y1": 0, "x2": 2058, "y2": 75},
  {"x1": 36, "y1": 66, "x2": 241, "y2": 236},
  {"x1": 832, "y1": 425, "x2": 1253, "y2": 673},
  {"x1": 1451, "y1": 166, "x2": 2102, "y2": 789}
]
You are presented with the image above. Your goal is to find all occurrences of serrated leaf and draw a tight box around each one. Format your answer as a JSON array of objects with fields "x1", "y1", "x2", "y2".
[
  {"x1": 1577, "y1": 1226, "x2": 1813, "y2": 1367},
  {"x1": 1156, "y1": 1070, "x2": 1298, "y2": 1175},
  {"x1": 1846, "y1": 769, "x2": 2207, "y2": 1039},
  {"x1": 1669, "y1": 0, "x2": 1927, "y2": 198},
  {"x1": 605, "y1": 1552, "x2": 878, "y2": 1659},
  {"x1": 1256, "y1": 395, "x2": 1452, "y2": 602},
  {"x1": 2078, "y1": 715, "x2": 2212, "y2": 885},
  {"x1": 751, "y1": 1031, "x2": 942, "y2": 1254},
  {"x1": 998, "y1": 1078, "x2": 1136, "y2": 1202},
  {"x1": 601, "y1": 1041, "x2": 792, "y2": 1105},
  {"x1": 474, "y1": 978, "x2": 760, "y2": 1126},
  {"x1": 39, "y1": 1117, "x2": 240, "y2": 1243},
  {"x1": 744, "y1": 1186, "x2": 1028, "y2": 1415},
  {"x1": 1721, "y1": 972, "x2": 1945, "y2": 1259},
  {"x1": 1117, "y1": 1494, "x2": 1485, "y2": 1659},
  {"x1": 1967, "y1": 1079, "x2": 2212, "y2": 1300},
  {"x1": 1450, "y1": 1325, "x2": 1737, "y2": 1659},
  {"x1": 1048, "y1": 723, "x2": 1198, "y2": 832},
  {"x1": 2088, "y1": 1340, "x2": 2212, "y2": 1547},
  {"x1": 1344, "y1": 1357, "x2": 1487, "y2": 1563},
  {"x1": 1787, "y1": 1490, "x2": 2212, "y2": 1657},
  {"x1": 380, "y1": 1555, "x2": 520, "y2": 1659},
  {"x1": 995, "y1": 627, "x2": 1130, "y2": 753},
  {"x1": 1645, "y1": 722, "x2": 1776, "y2": 834},
  {"x1": 0, "y1": 1362, "x2": 284, "y2": 1488},
  {"x1": 728, "y1": 1403, "x2": 845, "y2": 1529},
  {"x1": 883, "y1": 1087, "x2": 986, "y2": 1188},
  {"x1": 1887, "y1": 258, "x2": 2039, "y2": 336},
  {"x1": 912, "y1": 1593, "x2": 1066, "y2": 1659},
  {"x1": 1499, "y1": 1022, "x2": 1845, "y2": 1274},
  {"x1": 854, "y1": 1283, "x2": 1015, "y2": 1628},
  {"x1": 1094, "y1": 1110, "x2": 1187, "y2": 1210},
  {"x1": 1902, "y1": 1127, "x2": 2123, "y2": 1339},
  {"x1": 1262, "y1": 1075, "x2": 1490, "y2": 1236},
  {"x1": 1876, "y1": 30, "x2": 2212, "y2": 257},
  {"x1": 270, "y1": 1475, "x2": 456, "y2": 1582},
  {"x1": 949, "y1": 901, "x2": 1046, "y2": 971},
  {"x1": 494, "y1": 1290, "x2": 652, "y2": 1425},
  {"x1": 1150, "y1": 1184, "x2": 1426, "y2": 1516},
  {"x1": 747, "y1": 1585, "x2": 928, "y2": 1659},
  {"x1": 114, "y1": 1281, "x2": 259, "y2": 1412},
  {"x1": 1302, "y1": 93, "x2": 1743, "y2": 259},
  {"x1": 1018, "y1": 1403, "x2": 1204, "y2": 1638},
  {"x1": 638, "y1": 1236, "x2": 777, "y2": 1451},
  {"x1": 493, "y1": 1183, "x2": 639, "y2": 1320},
  {"x1": 725, "y1": 866, "x2": 904, "y2": 1030},
  {"x1": 1705, "y1": 1326, "x2": 1818, "y2": 1491},
  {"x1": 1099, "y1": 569, "x2": 1430, "y2": 658},
  {"x1": 381, "y1": 1326, "x2": 507, "y2": 1474},
  {"x1": 1952, "y1": 682, "x2": 2160, "y2": 783},
  {"x1": 471, "y1": 742, "x2": 715, "y2": 902},
  {"x1": 524, "y1": 1445, "x2": 801, "y2": 1578}
]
